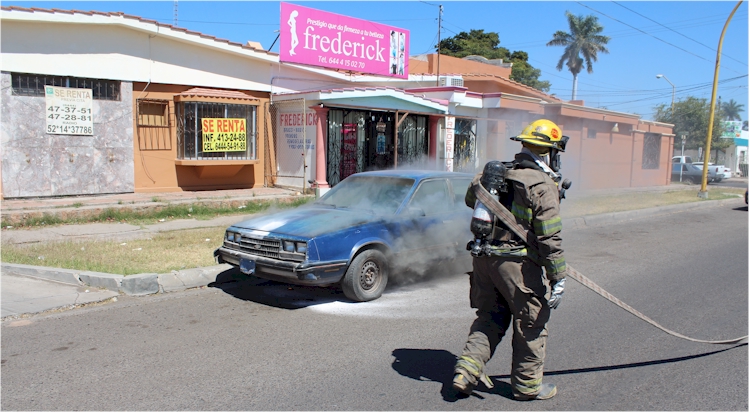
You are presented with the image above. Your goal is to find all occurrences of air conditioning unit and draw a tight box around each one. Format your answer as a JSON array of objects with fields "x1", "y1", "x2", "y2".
[{"x1": 439, "y1": 76, "x2": 464, "y2": 87}]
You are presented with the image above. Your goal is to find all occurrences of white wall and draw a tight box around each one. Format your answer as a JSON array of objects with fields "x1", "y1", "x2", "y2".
[{"x1": 1, "y1": 19, "x2": 274, "y2": 91}]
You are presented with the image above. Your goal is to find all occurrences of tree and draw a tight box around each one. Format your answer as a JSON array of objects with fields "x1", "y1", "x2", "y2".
[
  {"x1": 506, "y1": 51, "x2": 551, "y2": 92},
  {"x1": 720, "y1": 99, "x2": 745, "y2": 121},
  {"x1": 653, "y1": 96, "x2": 732, "y2": 157},
  {"x1": 546, "y1": 11, "x2": 610, "y2": 100},
  {"x1": 439, "y1": 29, "x2": 507, "y2": 59},
  {"x1": 438, "y1": 30, "x2": 550, "y2": 92}
]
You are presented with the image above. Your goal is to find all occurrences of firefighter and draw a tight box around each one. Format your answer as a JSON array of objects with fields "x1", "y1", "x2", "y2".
[{"x1": 453, "y1": 119, "x2": 567, "y2": 401}]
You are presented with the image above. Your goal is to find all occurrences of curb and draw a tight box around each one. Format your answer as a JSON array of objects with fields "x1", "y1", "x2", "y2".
[
  {"x1": 1, "y1": 262, "x2": 240, "y2": 296},
  {"x1": 563, "y1": 197, "x2": 744, "y2": 230}
]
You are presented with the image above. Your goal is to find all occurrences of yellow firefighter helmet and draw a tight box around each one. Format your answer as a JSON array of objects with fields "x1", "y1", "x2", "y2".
[{"x1": 511, "y1": 119, "x2": 566, "y2": 151}]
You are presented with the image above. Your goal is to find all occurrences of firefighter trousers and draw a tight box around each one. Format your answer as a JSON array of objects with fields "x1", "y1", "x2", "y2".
[{"x1": 458, "y1": 255, "x2": 551, "y2": 397}]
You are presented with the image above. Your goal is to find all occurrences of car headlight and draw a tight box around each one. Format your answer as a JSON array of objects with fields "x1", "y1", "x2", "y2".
[
  {"x1": 282, "y1": 240, "x2": 294, "y2": 252},
  {"x1": 282, "y1": 240, "x2": 307, "y2": 254},
  {"x1": 225, "y1": 231, "x2": 240, "y2": 243},
  {"x1": 296, "y1": 242, "x2": 307, "y2": 254}
]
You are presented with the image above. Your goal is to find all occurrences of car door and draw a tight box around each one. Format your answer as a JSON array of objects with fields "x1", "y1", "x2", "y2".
[{"x1": 394, "y1": 178, "x2": 462, "y2": 269}]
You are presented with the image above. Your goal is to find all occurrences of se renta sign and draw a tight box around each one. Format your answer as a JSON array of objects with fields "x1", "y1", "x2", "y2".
[
  {"x1": 280, "y1": 2, "x2": 409, "y2": 78},
  {"x1": 201, "y1": 118, "x2": 247, "y2": 152}
]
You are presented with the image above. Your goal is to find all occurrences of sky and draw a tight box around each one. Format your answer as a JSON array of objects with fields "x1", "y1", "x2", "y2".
[{"x1": 3, "y1": 1, "x2": 748, "y2": 121}]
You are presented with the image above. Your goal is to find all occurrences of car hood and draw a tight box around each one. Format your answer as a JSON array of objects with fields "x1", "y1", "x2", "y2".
[{"x1": 229, "y1": 205, "x2": 384, "y2": 238}]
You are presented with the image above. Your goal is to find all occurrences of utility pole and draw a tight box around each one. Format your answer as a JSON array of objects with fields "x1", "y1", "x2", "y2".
[
  {"x1": 436, "y1": 5, "x2": 442, "y2": 86},
  {"x1": 173, "y1": 0, "x2": 178, "y2": 26},
  {"x1": 699, "y1": 0, "x2": 742, "y2": 198}
]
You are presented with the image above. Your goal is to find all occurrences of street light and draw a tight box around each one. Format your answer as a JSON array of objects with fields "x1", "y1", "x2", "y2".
[{"x1": 656, "y1": 74, "x2": 675, "y2": 115}]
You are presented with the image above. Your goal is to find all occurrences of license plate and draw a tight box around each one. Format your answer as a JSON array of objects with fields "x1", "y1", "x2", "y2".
[{"x1": 240, "y1": 258, "x2": 256, "y2": 275}]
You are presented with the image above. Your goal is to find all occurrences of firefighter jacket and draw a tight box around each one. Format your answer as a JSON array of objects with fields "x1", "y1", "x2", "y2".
[{"x1": 465, "y1": 153, "x2": 567, "y2": 282}]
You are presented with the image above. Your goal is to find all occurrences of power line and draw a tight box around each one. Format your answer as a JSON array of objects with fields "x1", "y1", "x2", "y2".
[
  {"x1": 611, "y1": 1, "x2": 747, "y2": 67},
  {"x1": 575, "y1": 2, "x2": 712, "y2": 63}
]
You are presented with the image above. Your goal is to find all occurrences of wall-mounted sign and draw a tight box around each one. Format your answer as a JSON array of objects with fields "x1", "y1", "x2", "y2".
[
  {"x1": 444, "y1": 116, "x2": 455, "y2": 172},
  {"x1": 201, "y1": 118, "x2": 247, "y2": 152},
  {"x1": 722, "y1": 120, "x2": 742, "y2": 139},
  {"x1": 280, "y1": 2, "x2": 409, "y2": 78},
  {"x1": 45, "y1": 86, "x2": 93, "y2": 135}
]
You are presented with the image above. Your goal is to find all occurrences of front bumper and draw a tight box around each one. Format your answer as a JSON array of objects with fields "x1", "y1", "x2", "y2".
[{"x1": 214, "y1": 247, "x2": 348, "y2": 286}]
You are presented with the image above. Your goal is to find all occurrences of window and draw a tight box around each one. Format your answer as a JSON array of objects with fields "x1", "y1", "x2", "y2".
[
  {"x1": 409, "y1": 179, "x2": 452, "y2": 214},
  {"x1": 11, "y1": 72, "x2": 120, "y2": 100},
  {"x1": 449, "y1": 177, "x2": 472, "y2": 208},
  {"x1": 176, "y1": 101, "x2": 257, "y2": 160},
  {"x1": 642, "y1": 133, "x2": 661, "y2": 169},
  {"x1": 587, "y1": 128, "x2": 597, "y2": 139},
  {"x1": 137, "y1": 99, "x2": 171, "y2": 150},
  {"x1": 454, "y1": 119, "x2": 477, "y2": 173}
]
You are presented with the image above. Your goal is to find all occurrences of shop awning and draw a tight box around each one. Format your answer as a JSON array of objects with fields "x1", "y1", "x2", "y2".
[{"x1": 273, "y1": 86, "x2": 449, "y2": 114}]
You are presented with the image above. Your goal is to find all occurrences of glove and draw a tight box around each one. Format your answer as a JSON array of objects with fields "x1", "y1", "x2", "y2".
[{"x1": 548, "y1": 278, "x2": 566, "y2": 309}]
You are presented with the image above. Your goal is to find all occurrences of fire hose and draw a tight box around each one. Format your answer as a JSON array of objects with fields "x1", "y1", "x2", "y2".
[{"x1": 472, "y1": 179, "x2": 748, "y2": 345}]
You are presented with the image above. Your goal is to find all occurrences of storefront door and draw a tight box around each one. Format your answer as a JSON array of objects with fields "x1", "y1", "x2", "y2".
[{"x1": 327, "y1": 109, "x2": 428, "y2": 186}]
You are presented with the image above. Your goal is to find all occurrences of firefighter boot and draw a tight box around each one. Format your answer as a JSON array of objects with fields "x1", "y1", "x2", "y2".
[
  {"x1": 453, "y1": 356, "x2": 494, "y2": 395},
  {"x1": 513, "y1": 383, "x2": 557, "y2": 401}
]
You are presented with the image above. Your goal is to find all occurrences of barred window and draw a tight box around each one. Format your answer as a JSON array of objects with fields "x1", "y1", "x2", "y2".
[
  {"x1": 587, "y1": 128, "x2": 597, "y2": 139},
  {"x1": 176, "y1": 101, "x2": 257, "y2": 160},
  {"x1": 642, "y1": 133, "x2": 661, "y2": 169},
  {"x1": 11, "y1": 72, "x2": 120, "y2": 100},
  {"x1": 137, "y1": 99, "x2": 172, "y2": 151}
]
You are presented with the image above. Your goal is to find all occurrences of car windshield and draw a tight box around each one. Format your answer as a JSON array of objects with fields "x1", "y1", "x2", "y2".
[{"x1": 315, "y1": 175, "x2": 415, "y2": 214}]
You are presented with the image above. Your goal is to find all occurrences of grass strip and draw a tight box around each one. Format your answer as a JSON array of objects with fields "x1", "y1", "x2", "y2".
[
  {"x1": 1, "y1": 197, "x2": 313, "y2": 228},
  {"x1": 1, "y1": 227, "x2": 226, "y2": 275}
]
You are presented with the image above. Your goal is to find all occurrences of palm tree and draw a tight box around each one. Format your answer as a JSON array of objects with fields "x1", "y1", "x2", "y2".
[
  {"x1": 721, "y1": 99, "x2": 745, "y2": 121},
  {"x1": 547, "y1": 11, "x2": 610, "y2": 100}
]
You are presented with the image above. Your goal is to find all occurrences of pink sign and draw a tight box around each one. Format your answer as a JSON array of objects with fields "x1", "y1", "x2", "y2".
[{"x1": 280, "y1": 2, "x2": 409, "y2": 78}]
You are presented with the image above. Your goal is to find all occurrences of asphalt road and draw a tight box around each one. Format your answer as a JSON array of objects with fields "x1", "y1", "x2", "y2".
[
  {"x1": 713, "y1": 179, "x2": 750, "y2": 189},
  {"x1": 1, "y1": 202, "x2": 747, "y2": 410}
]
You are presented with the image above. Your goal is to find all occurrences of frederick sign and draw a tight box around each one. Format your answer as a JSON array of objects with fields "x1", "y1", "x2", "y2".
[{"x1": 280, "y1": 2, "x2": 409, "y2": 78}]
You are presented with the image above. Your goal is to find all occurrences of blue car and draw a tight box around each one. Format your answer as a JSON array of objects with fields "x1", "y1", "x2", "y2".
[{"x1": 214, "y1": 170, "x2": 475, "y2": 302}]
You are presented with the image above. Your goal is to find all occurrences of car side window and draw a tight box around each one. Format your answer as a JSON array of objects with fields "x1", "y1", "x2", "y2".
[
  {"x1": 449, "y1": 178, "x2": 472, "y2": 209},
  {"x1": 408, "y1": 179, "x2": 452, "y2": 215}
]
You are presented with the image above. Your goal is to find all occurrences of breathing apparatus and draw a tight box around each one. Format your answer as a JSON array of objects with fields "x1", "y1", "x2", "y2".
[
  {"x1": 467, "y1": 160, "x2": 513, "y2": 257},
  {"x1": 467, "y1": 119, "x2": 572, "y2": 257}
]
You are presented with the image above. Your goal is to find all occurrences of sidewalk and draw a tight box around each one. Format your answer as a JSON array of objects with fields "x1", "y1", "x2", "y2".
[{"x1": 1, "y1": 180, "x2": 747, "y2": 319}]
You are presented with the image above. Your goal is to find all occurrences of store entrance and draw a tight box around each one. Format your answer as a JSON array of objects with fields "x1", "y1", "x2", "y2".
[
  {"x1": 327, "y1": 109, "x2": 394, "y2": 186},
  {"x1": 326, "y1": 108, "x2": 428, "y2": 186}
]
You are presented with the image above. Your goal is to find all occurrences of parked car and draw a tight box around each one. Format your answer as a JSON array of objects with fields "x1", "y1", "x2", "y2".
[
  {"x1": 673, "y1": 155, "x2": 694, "y2": 164},
  {"x1": 672, "y1": 163, "x2": 718, "y2": 184},
  {"x1": 692, "y1": 162, "x2": 731, "y2": 180},
  {"x1": 214, "y1": 170, "x2": 475, "y2": 302}
]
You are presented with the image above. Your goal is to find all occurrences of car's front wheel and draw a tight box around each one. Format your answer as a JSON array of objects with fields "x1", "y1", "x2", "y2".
[{"x1": 341, "y1": 249, "x2": 389, "y2": 302}]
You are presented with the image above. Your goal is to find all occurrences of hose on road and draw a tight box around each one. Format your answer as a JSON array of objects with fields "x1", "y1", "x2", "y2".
[{"x1": 473, "y1": 178, "x2": 748, "y2": 345}]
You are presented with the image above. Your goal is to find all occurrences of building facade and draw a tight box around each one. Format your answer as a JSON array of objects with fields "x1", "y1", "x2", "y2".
[
  {"x1": 1, "y1": 7, "x2": 276, "y2": 197},
  {"x1": 1, "y1": 6, "x2": 675, "y2": 200}
]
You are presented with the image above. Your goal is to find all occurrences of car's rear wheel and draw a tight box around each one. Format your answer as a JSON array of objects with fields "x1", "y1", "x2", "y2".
[{"x1": 341, "y1": 249, "x2": 388, "y2": 302}]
